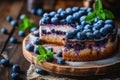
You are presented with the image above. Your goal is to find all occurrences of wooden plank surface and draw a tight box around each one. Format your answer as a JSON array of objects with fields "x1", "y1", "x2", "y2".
[{"x1": 0, "y1": 0, "x2": 120, "y2": 80}]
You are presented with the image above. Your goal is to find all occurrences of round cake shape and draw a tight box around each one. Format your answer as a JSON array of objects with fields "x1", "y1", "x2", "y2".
[{"x1": 39, "y1": 7, "x2": 118, "y2": 61}]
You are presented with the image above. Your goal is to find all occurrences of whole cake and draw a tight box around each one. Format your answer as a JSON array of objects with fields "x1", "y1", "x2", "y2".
[{"x1": 38, "y1": 5, "x2": 118, "y2": 61}]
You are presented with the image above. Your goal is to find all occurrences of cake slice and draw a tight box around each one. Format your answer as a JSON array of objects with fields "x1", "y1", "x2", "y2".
[{"x1": 39, "y1": 24, "x2": 75, "y2": 45}]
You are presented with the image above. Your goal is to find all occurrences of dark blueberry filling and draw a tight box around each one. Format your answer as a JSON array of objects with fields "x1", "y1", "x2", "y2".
[{"x1": 41, "y1": 29, "x2": 66, "y2": 35}]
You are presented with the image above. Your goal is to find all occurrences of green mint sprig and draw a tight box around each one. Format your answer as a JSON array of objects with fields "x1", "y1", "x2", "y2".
[
  {"x1": 85, "y1": 0, "x2": 115, "y2": 23},
  {"x1": 36, "y1": 45, "x2": 54, "y2": 63},
  {"x1": 18, "y1": 17, "x2": 36, "y2": 31}
]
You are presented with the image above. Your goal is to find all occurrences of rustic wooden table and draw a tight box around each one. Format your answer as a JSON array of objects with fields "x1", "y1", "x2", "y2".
[{"x1": 0, "y1": 0, "x2": 120, "y2": 80}]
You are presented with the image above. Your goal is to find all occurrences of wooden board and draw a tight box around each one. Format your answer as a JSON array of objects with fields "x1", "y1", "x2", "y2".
[{"x1": 22, "y1": 33, "x2": 120, "y2": 76}]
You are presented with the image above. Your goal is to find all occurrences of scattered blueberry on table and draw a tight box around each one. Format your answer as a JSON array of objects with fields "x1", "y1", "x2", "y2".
[
  {"x1": 30, "y1": 27, "x2": 37, "y2": 32},
  {"x1": 11, "y1": 72, "x2": 19, "y2": 79},
  {"x1": 36, "y1": 8, "x2": 43, "y2": 16},
  {"x1": 10, "y1": 20, "x2": 18, "y2": 27},
  {"x1": 56, "y1": 50, "x2": 62, "y2": 57},
  {"x1": 0, "y1": 58, "x2": 9, "y2": 66},
  {"x1": 6, "y1": 16, "x2": 12, "y2": 22},
  {"x1": 12, "y1": 64, "x2": 20, "y2": 72},
  {"x1": 26, "y1": 43, "x2": 34, "y2": 51},
  {"x1": 35, "y1": 68, "x2": 45, "y2": 74},
  {"x1": 10, "y1": 37, "x2": 17, "y2": 43},
  {"x1": 34, "y1": 47, "x2": 39, "y2": 54},
  {"x1": 57, "y1": 58, "x2": 65, "y2": 65},
  {"x1": 46, "y1": 47, "x2": 53, "y2": 52},
  {"x1": 45, "y1": 58, "x2": 54, "y2": 62},
  {"x1": 30, "y1": 9, "x2": 36, "y2": 15},
  {"x1": 19, "y1": 14, "x2": 26, "y2": 20},
  {"x1": 18, "y1": 30, "x2": 25, "y2": 37},
  {"x1": 1, "y1": 28, "x2": 8, "y2": 34},
  {"x1": 34, "y1": 38, "x2": 41, "y2": 45},
  {"x1": 33, "y1": 30, "x2": 39, "y2": 37}
]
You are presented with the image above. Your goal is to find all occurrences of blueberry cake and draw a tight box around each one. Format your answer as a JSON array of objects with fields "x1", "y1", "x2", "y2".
[{"x1": 39, "y1": 7, "x2": 118, "y2": 61}]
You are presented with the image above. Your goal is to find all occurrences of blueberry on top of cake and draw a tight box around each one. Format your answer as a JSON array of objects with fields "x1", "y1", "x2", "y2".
[{"x1": 38, "y1": 0, "x2": 118, "y2": 61}]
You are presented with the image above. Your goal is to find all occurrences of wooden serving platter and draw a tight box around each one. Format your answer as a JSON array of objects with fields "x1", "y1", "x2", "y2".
[{"x1": 22, "y1": 33, "x2": 120, "y2": 76}]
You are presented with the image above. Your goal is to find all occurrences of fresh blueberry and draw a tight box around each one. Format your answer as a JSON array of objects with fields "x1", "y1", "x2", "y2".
[
  {"x1": 92, "y1": 27, "x2": 98, "y2": 31},
  {"x1": 35, "y1": 68, "x2": 45, "y2": 74},
  {"x1": 33, "y1": 31, "x2": 39, "y2": 36},
  {"x1": 81, "y1": 21, "x2": 86, "y2": 26},
  {"x1": 76, "y1": 25, "x2": 83, "y2": 31},
  {"x1": 34, "y1": 38, "x2": 41, "y2": 45},
  {"x1": 78, "y1": 11, "x2": 86, "y2": 16},
  {"x1": 94, "y1": 17, "x2": 100, "y2": 23},
  {"x1": 84, "y1": 24, "x2": 92, "y2": 30},
  {"x1": 0, "y1": 58, "x2": 9, "y2": 66},
  {"x1": 83, "y1": 29, "x2": 92, "y2": 33},
  {"x1": 54, "y1": 14, "x2": 61, "y2": 19},
  {"x1": 79, "y1": 16, "x2": 86, "y2": 22},
  {"x1": 6, "y1": 16, "x2": 12, "y2": 22},
  {"x1": 56, "y1": 50, "x2": 62, "y2": 57},
  {"x1": 87, "y1": 8, "x2": 93, "y2": 13},
  {"x1": 50, "y1": 11, "x2": 56, "y2": 17},
  {"x1": 71, "y1": 29, "x2": 79, "y2": 34},
  {"x1": 104, "y1": 24, "x2": 113, "y2": 32},
  {"x1": 60, "y1": 19, "x2": 66, "y2": 24},
  {"x1": 60, "y1": 11, "x2": 67, "y2": 18},
  {"x1": 46, "y1": 47, "x2": 53, "y2": 52},
  {"x1": 66, "y1": 32, "x2": 74, "y2": 39},
  {"x1": 30, "y1": 27, "x2": 37, "y2": 32},
  {"x1": 100, "y1": 27, "x2": 108, "y2": 36},
  {"x1": 73, "y1": 12, "x2": 81, "y2": 21},
  {"x1": 12, "y1": 64, "x2": 20, "y2": 72},
  {"x1": 18, "y1": 30, "x2": 25, "y2": 37},
  {"x1": 46, "y1": 58, "x2": 54, "y2": 62},
  {"x1": 76, "y1": 32, "x2": 86, "y2": 40},
  {"x1": 93, "y1": 30, "x2": 101, "y2": 39},
  {"x1": 105, "y1": 20, "x2": 113, "y2": 24},
  {"x1": 57, "y1": 8, "x2": 63, "y2": 14},
  {"x1": 80, "y1": 7, "x2": 87, "y2": 12},
  {"x1": 19, "y1": 14, "x2": 26, "y2": 20},
  {"x1": 57, "y1": 58, "x2": 65, "y2": 65},
  {"x1": 66, "y1": 15, "x2": 74, "y2": 23},
  {"x1": 1, "y1": 28, "x2": 7, "y2": 34},
  {"x1": 30, "y1": 9, "x2": 36, "y2": 14},
  {"x1": 51, "y1": 17, "x2": 59, "y2": 24},
  {"x1": 40, "y1": 17, "x2": 50, "y2": 24},
  {"x1": 10, "y1": 20, "x2": 18, "y2": 27},
  {"x1": 11, "y1": 72, "x2": 19, "y2": 79},
  {"x1": 43, "y1": 13, "x2": 50, "y2": 17},
  {"x1": 93, "y1": 22, "x2": 103, "y2": 30},
  {"x1": 26, "y1": 43, "x2": 34, "y2": 51},
  {"x1": 34, "y1": 47, "x2": 39, "y2": 54},
  {"x1": 65, "y1": 8, "x2": 73, "y2": 15},
  {"x1": 36, "y1": 8, "x2": 43, "y2": 15},
  {"x1": 86, "y1": 32, "x2": 94, "y2": 40},
  {"x1": 10, "y1": 37, "x2": 17, "y2": 43},
  {"x1": 72, "y1": 6, "x2": 79, "y2": 12},
  {"x1": 97, "y1": 20, "x2": 104, "y2": 26}
]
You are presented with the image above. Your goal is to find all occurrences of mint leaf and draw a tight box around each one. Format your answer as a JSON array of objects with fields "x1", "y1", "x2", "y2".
[
  {"x1": 38, "y1": 45, "x2": 47, "y2": 55},
  {"x1": 103, "y1": 9, "x2": 115, "y2": 19},
  {"x1": 85, "y1": 12, "x2": 96, "y2": 23},
  {"x1": 36, "y1": 55, "x2": 44, "y2": 63},
  {"x1": 97, "y1": 10, "x2": 105, "y2": 20},
  {"x1": 36, "y1": 45, "x2": 54, "y2": 63},
  {"x1": 94, "y1": 0, "x2": 102, "y2": 12},
  {"x1": 18, "y1": 16, "x2": 36, "y2": 31}
]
